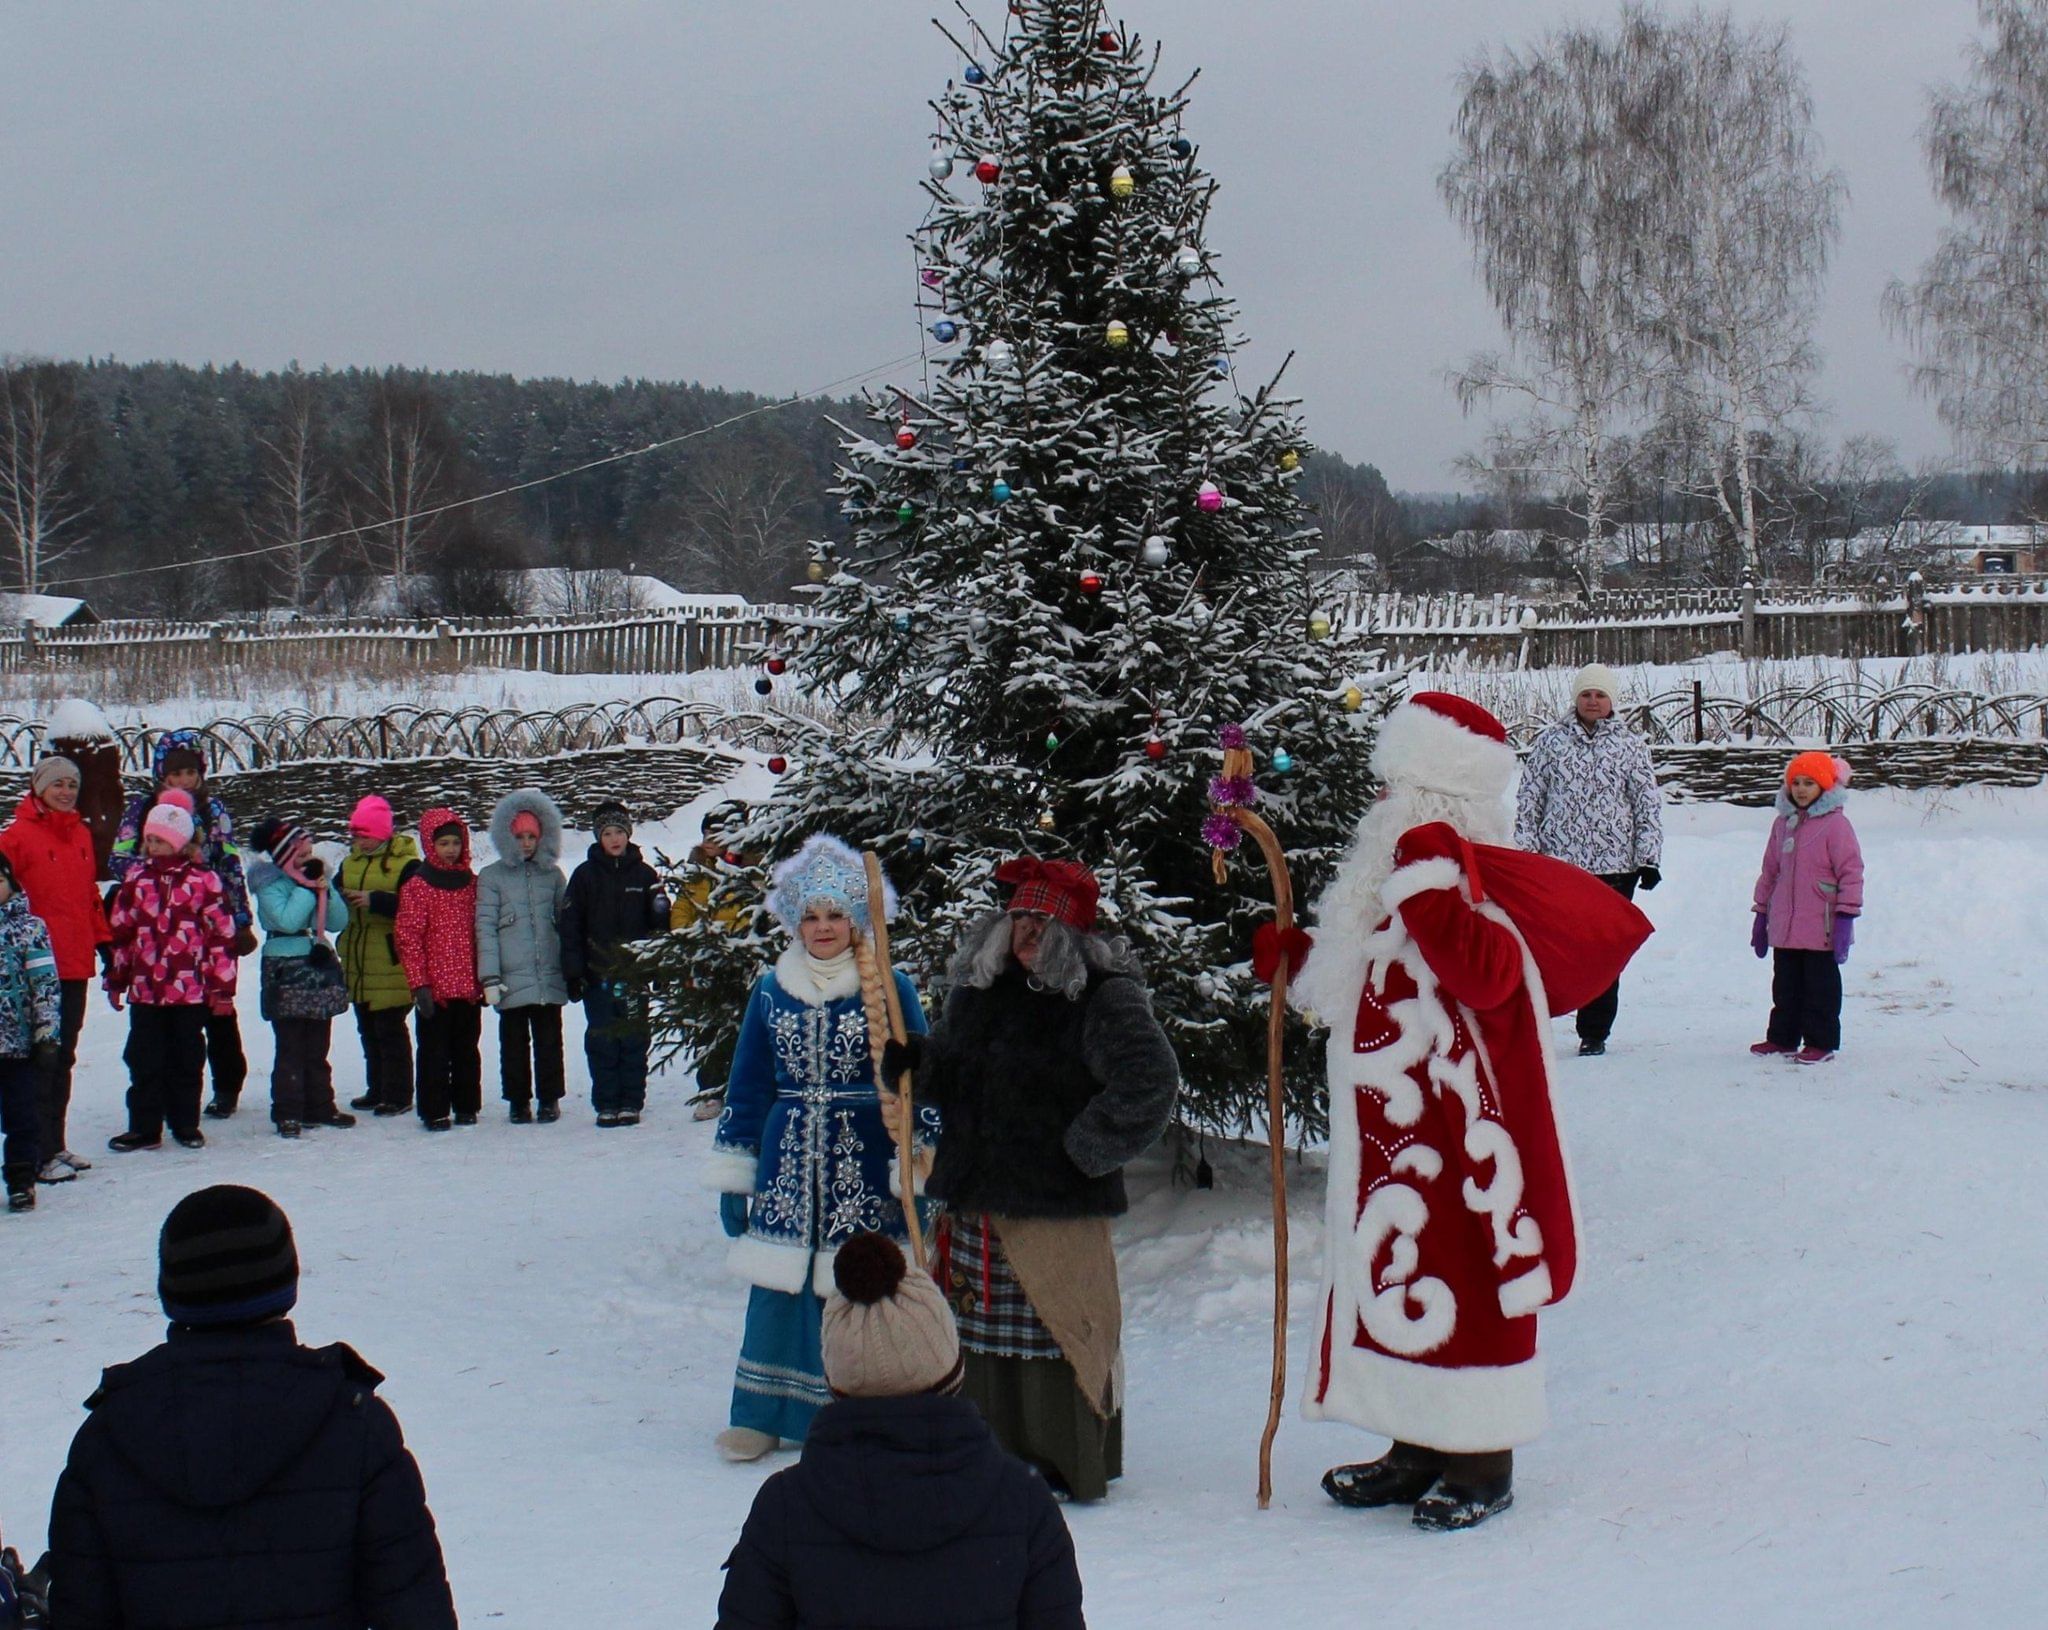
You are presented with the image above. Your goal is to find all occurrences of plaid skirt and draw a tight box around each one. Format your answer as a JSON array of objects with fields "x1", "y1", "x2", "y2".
[{"x1": 941, "y1": 1212, "x2": 1064, "y2": 1362}]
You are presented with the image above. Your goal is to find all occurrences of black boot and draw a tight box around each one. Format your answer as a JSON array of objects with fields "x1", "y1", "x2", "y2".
[
  {"x1": 1411, "y1": 1453, "x2": 1514, "y2": 1531},
  {"x1": 536, "y1": 1101, "x2": 561, "y2": 1123},
  {"x1": 508, "y1": 1101, "x2": 534, "y2": 1124},
  {"x1": 5, "y1": 1164, "x2": 34, "y2": 1212},
  {"x1": 350, "y1": 1093, "x2": 380, "y2": 1111},
  {"x1": 203, "y1": 1097, "x2": 238, "y2": 1120},
  {"x1": 1321, "y1": 1444, "x2": 1442, "y2": 1509}
]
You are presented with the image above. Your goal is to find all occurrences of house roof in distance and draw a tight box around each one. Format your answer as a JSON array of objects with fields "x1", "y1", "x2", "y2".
[{"x1": 0, "y1": 592, "x2": 96, "y2": 627}]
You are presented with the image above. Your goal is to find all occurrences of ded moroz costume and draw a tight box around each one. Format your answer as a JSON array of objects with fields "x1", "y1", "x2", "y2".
[
  {"x1": 1290, "y1": 692, "x2": 1651, "y2": 1530},
  {"x1": 706, "y1": 836, "x2": 934, "y2": 1459}
]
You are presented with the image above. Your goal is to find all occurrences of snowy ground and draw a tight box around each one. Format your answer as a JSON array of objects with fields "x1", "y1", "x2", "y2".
[{"x1": 2, "y1": 785, "x2": 2046, "y2": 1626}]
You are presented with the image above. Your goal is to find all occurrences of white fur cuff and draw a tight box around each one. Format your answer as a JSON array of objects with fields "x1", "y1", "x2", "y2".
[
  {"x1": 702, "y1": 1146, "x2": 760, "y2": 1194},
  {"x1": 727, "y1": 1233, "x2": 816, "y2": 1296},
  {"x1": 1499, "y1": 1262, "x2": 1556, "y2": 1319},
  {"x1": 1380, "y1": 856, "x2": 1464, "y2": 913}
]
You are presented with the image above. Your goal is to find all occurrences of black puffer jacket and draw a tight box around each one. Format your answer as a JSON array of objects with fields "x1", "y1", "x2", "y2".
[
  {"x1": 920, "y1": 967, "x2": 1178, "y2": 1219},
  {"x1": 559, "y1": 842, "x2": 666, "y2": 982},
  {"x1": 47, "y1": 1322, "x2": 456, "y2": 1630},
  {"x1": 716, "y1": 1395, "x2": 1084, "y2": 1630}
]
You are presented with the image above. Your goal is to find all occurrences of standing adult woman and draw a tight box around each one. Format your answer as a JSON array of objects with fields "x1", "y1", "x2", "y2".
[
  {"x1": 705, "y1": 835, "x2": 934, "y2": 1462},
  {"x1": 0, "y1": 756, "x2": 112, "y2": 1182}
]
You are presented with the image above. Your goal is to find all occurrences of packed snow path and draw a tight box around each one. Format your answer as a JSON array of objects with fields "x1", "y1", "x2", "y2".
[{"x1": 1, "y1": 788, "x2": 2043, "y2": 1626}]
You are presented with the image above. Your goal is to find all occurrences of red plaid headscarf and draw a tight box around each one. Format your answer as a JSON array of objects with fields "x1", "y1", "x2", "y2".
[{"x1": 995, "y1": 856, "x2": 1099, "y2": 931}]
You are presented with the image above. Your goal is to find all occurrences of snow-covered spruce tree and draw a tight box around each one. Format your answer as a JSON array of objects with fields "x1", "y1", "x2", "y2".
[{"x1": 637, "y1": 0, "x2": 1386, "y2": 1136}]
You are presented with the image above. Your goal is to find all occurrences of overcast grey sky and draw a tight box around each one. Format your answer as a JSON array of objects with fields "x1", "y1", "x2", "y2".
[{"x1": 2, "y1": 0, "x2": 1972, "y2": 490}]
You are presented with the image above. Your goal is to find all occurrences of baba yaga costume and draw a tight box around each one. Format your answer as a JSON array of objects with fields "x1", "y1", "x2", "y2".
[
  {"x1": 1290, "y1": 693, "x2": 1651, "y2": 1531},
  {"x1": 904, "y1": 858, "x2": 1180, "y2": 1503},
  {"x1": 705, "y1": 837, "x2": 933, "y2": 1456}
]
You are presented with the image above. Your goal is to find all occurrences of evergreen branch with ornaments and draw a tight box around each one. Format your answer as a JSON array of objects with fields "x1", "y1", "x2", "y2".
[{"x1": 628, "y1": 0, "x2": 1397, "y2": 1138}]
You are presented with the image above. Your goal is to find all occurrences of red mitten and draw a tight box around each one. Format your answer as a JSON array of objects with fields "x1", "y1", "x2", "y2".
[{"x1": 1251, "y1": 922, "x2": 1313, "y2": 986}]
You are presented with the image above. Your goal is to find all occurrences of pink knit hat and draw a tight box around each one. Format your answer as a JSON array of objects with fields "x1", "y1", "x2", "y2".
[
  {"x1": 348, "y1": 795, "x2": 395, "y2": 842},
  {"x1": 144, "y1": 790, "x2": 196, "y2": 849}
]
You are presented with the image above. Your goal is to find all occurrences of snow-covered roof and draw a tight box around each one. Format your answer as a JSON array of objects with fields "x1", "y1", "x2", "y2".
[
  {"x1": 315, "y1": 570, "x2": 733, "y2": 618},
  {"x1": 0, "y1": 592, "x2": 94, "y2": 627}
]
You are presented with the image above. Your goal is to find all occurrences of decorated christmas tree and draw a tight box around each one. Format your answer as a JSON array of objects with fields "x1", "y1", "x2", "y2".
[{"x1": 641, "y1": 0, "x2": 1388, "y2": 1135}]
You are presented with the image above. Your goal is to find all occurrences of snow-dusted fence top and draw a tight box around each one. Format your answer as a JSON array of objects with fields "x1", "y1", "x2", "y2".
[
  {"x1": 0, "y1": 604, "x2": 812, "y2": 678},
  {"x1": 0, "y1": 698, "x2": 821, "y2": 776},
  {"x1": 1326, "y1": 579, "x2": 2048, "y2": 667}
]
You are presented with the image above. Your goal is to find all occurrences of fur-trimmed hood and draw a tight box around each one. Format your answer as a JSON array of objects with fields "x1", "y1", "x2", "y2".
[
  {"x1": 487, "y1": 788, "x2": 564, "y2": 869},
  {"x1": 1773, "y1": 782, "x2": 1850, "y2": 823}
]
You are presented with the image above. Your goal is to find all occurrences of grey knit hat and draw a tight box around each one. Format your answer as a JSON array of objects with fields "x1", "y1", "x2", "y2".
[{"x1": 821, "y1": 1232, "x2": 962, "y2": 1399}]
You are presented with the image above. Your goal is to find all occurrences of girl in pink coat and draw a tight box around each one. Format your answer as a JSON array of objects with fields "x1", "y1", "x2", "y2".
[{"x1": 1750, "y1": 752, "x2": 1864, "y2": 1064}]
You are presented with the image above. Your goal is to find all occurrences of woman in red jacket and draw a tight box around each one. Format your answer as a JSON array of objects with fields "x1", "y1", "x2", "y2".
[{"x1": 0, "y1": 756, "x2": 112, "y2": 1183}]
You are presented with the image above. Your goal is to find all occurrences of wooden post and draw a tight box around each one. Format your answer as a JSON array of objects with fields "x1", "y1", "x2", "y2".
[{"x1": 1740, "y1": 573, "x2": 1757, "y2": 662}]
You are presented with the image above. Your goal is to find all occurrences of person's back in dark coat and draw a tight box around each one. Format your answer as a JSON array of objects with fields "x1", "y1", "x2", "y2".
[{"x1": 716, "y1": 1388, "x2": 1084, "y2": 1629}]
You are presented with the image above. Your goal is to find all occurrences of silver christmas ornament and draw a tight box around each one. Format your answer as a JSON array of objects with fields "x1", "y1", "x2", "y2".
[{"x1": 1141, "y1": 535, "x2": 1171, "y2": 567}]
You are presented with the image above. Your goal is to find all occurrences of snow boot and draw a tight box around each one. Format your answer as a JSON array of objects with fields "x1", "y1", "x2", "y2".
[
  {"x1": 1795, "y1": 1047, "x2": 1835, "y2": 1065},
  {"x1": 374, "y1": 1102, "x2": 412, "y2": 1117},
  {"x1": 6, "y1": 1164, "x2": 35, "y2": 1212},
  {"x1": 617, "y1": 1109, "x2": 641, "y2": 1126},
  {"x1": 508, "y1": 1101, "x2": 534, "y2": 1125},
  {"x1": 202, "y1": 1097, "x2": 238, "y2": 1120},
  {"x1": 350, "y1": 1093, "x2": 380, "y2": 1111},
  {"x1": 172, "y1": 1129, "x2": 206, "y2": 1150},
  {"x1": 1578, "y1": 1039, "x2": 1607, "y2": 1057},
  {"x1": 423, "y1": 1116, "x2": 452, "y2": 1132},
  {"x1": 715, "y1": 1427, "x2": 778, "y2": 1463},
  {"x1": 37, "y1": 1157, "x2": 76, "y2": 1184},
  {"x1": 1412, "y1": 1472, "x2": 1514, "y2": 1532},
  {"x1": 596, "y1": 1111, "x2": 621, "y2": 1128},
  {"x1": 309, "y1": 1110, "x2": 357, "y2": 1129},
  {"x1": 1749, "y1": 1041, "x2": 1797, "y2": 1058},
  {"x1": 536, "y1": 1101, "x2": 561, "y2": 1123},
  {"x1": 454, "y1": 1111, "x2": 479, "y2": 1126},
  {"x1": 277, "y1": 1120, "x2": 302, "y2": 1139},
  {"x1": 107, "y1": 1131, "x2": 161, "y2": 1153},
  {"x1": 1322, "y1": 1445, "x2": 1441, "y2": 1509},
  {"x1": 57, "y1": 1149, "x2": 90, "y2": 1173}
]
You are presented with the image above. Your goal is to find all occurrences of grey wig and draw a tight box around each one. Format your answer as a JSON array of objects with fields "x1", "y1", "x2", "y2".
[{"x1": 947, "y1": 909, "x2": 1141, "y2": 1001}]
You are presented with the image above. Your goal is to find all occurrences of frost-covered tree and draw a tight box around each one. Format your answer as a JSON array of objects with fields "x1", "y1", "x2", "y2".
[
  {"x1": 1885, "y1": 0, "x2": 2048, "y2": 470},
  {"x1": 635, "y1": 0, "x2": 1387, "y2": 1135}
]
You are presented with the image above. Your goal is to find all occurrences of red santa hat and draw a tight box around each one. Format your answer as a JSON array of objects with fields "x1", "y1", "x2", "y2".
[{"x1": 1370, "y1": 691, "x2": 1517, "y2": 803}]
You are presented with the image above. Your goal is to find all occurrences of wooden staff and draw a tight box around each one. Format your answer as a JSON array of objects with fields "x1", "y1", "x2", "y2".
[
  {"x1": 862, "y1": 850, "x2": 926, "y2": 1270},
  {"x1": 1210, "y1": 739, "x2": 1297, "y2": 1511}
]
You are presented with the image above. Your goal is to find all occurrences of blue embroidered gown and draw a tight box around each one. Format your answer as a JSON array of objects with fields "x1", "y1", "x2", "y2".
[{"x1": 707, "y1": 948, "x2": 934, "y2": 1440}]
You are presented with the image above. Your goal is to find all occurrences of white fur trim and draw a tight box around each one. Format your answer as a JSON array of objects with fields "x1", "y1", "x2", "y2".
[
  {"x1": 1380, "y1": 856, "x2": 1464, "y2": 913},
  {"x1": 772, "y1": 944, "x2": 862, "y2": 1007},
  {"x1": 1499, "y1": 1263, "x2": 1555, "y2": 1319},
  {"x1": 1370, "y1": 704, "x2": 1517, "y2": 802},
  {"x1": 1303, "y1": 1344, "x2": 1549, "y2": 1451},
  {"x1": 887, "y1": 1152, "x2": 930, "y2": 1197},
  {"x1": 727, "y1": 1233, "x2": 819, "y2": 1296},
  {"x1": 703, "y1": 1146, "x2": 760, "y2": 1194},
  {"x1": 812, "y1": 1247, "x2": 841, "y2": 1299}
]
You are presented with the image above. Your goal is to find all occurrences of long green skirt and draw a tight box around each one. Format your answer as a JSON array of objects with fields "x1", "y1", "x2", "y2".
[{"x1": 962, "y1": 1351, "x2": 1124, "y2": 1502}]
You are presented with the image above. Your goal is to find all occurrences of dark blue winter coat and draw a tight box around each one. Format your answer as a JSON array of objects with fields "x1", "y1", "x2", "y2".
[
  {"x1": 46, "y1": 1321, "x2": 456, "y2": 1630},
  {"x1": 716, "y1": 1395, "x2": 1085, "y2": 1630}
]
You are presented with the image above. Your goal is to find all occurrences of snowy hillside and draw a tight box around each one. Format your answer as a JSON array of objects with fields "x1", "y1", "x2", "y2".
[{"x1": 2, "y1": 788, "x2": 2045, "y2": 1626}]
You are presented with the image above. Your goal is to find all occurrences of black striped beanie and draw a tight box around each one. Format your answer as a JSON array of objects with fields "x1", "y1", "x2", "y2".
[{"x1": 158, "y1": 1186, "x2": 299, "y2": 1328}]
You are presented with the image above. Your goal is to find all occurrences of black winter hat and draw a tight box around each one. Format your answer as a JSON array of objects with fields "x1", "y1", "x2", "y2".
[
  {"x1": 158, "y1": 1185, "x2": 299, "y2": 1328},
  {"x1": 591, "y1": 802, "x2": 632, "y2": 837},
  {"x1": 248, "y1": 816, "x2": 309, "y2": 863}
]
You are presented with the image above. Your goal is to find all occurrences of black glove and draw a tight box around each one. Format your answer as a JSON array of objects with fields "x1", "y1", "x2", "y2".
[
  {"x1": 412, "y1": 987, "x2": 436, "y2": 1020},
  {"x1": 1637, "y1": 866, "x2": 1661, "y2": 891},
  {"x1": 880, "y1": 1034, "x2": 925, "y2": 1083},
  {"x1": 31, "y1": 1037, "x2": 61, "y2": 1072},
  {"x1": 97, "y1": 941, "x2": 115, "y2": 976},
  {"x1": 565, "y1": 977, "x2": 585, "y2": 1003}
]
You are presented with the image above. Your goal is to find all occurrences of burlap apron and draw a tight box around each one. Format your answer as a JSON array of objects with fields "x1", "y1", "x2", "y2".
[{"x1": 989, "y1": 1213, "x2": 1123, "y2": 1419}]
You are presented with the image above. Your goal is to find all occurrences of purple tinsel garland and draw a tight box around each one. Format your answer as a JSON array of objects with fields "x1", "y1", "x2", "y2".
[
  {"x1": 1207, "y1": 775, "x2": 1257, "y2": 808},
  {"x1": 1202, "y1": 812, "x2": 1243, "y2": 851}
]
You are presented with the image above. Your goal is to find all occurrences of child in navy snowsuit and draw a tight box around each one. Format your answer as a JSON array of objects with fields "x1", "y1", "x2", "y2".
[
  {"x1": 560, "y1": 803, "x2": 667, "y2": 1126},
  {"x1": 0, "y1": 853, "x2": 60, "y2": 1211}
]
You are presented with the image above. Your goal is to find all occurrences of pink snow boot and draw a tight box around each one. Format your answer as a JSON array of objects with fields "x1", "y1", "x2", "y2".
[
  {"x1": 1794, "y1": 1047, "x2": 1835, "y2": 1065},
  {"x1": 1749, "y1": 1041, "x2": 1797, "y2": 1059}
]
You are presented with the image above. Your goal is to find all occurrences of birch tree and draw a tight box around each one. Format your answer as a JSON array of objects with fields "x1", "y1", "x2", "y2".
[
  {"x1": 347, "y1": 371, "x2": 461, "y2": 590},
  {"x1": 251, "y1": 370, "x2": 332, "y2": 610},
  {"x1": 1884, "y1": 1, "x2": 2048, "y2": 469},
  {"x1": 0, "y1": 361, "x2": 91, "y2": 594}
]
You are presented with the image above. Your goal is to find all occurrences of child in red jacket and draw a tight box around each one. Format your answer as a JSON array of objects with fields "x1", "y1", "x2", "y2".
[
  {"x1": 394, "y1": 808, "x2": 483, "y2": 1132},
  {"x1": 104, "y1": 792, "x2": 237, "y2": 1152}
]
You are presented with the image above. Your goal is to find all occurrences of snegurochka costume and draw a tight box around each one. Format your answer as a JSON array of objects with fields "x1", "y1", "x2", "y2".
[{"x1": 705, "y1": 836, "x2": 934, "y2": 1446}]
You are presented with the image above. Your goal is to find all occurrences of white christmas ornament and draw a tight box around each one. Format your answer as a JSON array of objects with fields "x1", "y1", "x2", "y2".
[
  {"x1": 984, "y1": 339, "x2": 1014, "y2": 370},
  {"x1": 929, "y1": 153, "x2": 955, "y2": 180},
  {"x1": 1141, "y1": 535, "x2": 1171, "y2": 566},
  {"x1": 1173, "y1": 246, "x2": 1202, "y2": 277}
]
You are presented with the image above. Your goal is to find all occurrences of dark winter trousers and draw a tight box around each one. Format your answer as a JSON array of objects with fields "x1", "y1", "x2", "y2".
[
  {"x1": 583, "y1": 982, "x2": 649, "y2": 1114},
  {"x1": 124, "y1": 1005, "x2": 207, "y2": 1140},
  {"x1": 1576, "y1": 872, "x2": 1639, "y2": 1046},
  {"x1": 1384, "y1": 1441, "x2": 1513, "y2": 1488},
  {"x1": 35, "y1": 979, "x2": 86, "y2": 1160},
  {"x1": 203, "y1": 1006, "x2": 248, "y2": 1107},
  {"x1": 416, "y1": 1000, "x2": 483, "y2": 1123},
  {"x1": 269, "y1": 1018, "x2": 338, "y2": 1125},
  {"x1": 352, "y1": 1003, "x2": 414, "y2": 1111},
  {"x1": 1768, "y1": 948, "x2": 1842, "y2": 1052},
  {"x1": 1, "y1": 1054, "x2": 39, "y2": 1192},
  {"x1": 498, "y1": 1004, "x2": 565, "y2": 1105}
]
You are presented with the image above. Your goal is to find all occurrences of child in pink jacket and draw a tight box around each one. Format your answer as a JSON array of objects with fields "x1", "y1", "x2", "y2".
[{"x1": 1750, "y1": 752, "x2": 1864, "y2": 1064}]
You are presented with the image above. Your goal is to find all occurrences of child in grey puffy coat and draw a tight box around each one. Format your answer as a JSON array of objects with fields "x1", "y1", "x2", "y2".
[{"x1": 478, "y1": 789, "x2": 569, "y2": 1123}]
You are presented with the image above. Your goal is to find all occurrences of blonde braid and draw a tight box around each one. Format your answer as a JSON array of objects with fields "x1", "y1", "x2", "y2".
[{"x1": 855, "y1": 930, "x2": 892, "y2": 1092}]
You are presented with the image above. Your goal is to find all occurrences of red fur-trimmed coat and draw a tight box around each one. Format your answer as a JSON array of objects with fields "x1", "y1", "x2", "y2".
[
  {"x1": 105, "y1": 857, "x2": 238, "y2": 1009},
  {"x1": 1303, "y1": 822, "x2": 1603, "y2": 1453}
]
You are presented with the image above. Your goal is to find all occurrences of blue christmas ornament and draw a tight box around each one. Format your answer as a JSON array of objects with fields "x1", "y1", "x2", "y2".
[
  {"x1": 906, "y1": 827, "x2": 928, "y2": 854},
  {"x1": 1170, "y1": 137, "x2": 1193, "y2": 158},
  {"x1": 891, "y1": 611, "x2": 914, "y2": 633},
  {"x1": 1212, "y1": 356, "x2": 1231, "y2": 377},
  {"x1": 991, "y1": 480, "x2": 1013, "y2": 503},
  {"x1": 965, "y1": 63, "x2": 987, "y2": 85},
  {"x1": 932, "y1": 319, "x2": 959, "y2": 343},
  {"x1": 1271, "y1": 749, "x2": 1296, "y2": 774}
]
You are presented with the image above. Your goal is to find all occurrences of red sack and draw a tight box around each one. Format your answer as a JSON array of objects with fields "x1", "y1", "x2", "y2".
[{"x1": 1458, "y1": 836, "x2": 1653, "y2": 1016}]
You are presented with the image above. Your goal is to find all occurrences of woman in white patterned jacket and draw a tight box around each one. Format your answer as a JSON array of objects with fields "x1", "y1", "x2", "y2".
[
  {"x1": 1513, "y1": 663, "x2": 1666, "y2": 1056},
  {"x1": 702, "y1": 835, "x2": 934, "y2": 1463}
]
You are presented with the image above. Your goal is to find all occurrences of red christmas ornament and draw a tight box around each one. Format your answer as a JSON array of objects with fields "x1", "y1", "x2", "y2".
[
  {"x1": 1144, "y1": 738, "x2": 1167, "y2": 761},
  {"x1": 896, "y1": 427, "x2": 917, "y2": 449},
  {"x1": 767, "y1": 755, "x2": 788, "y2": 775},
  {"x1": 722, "y1": 848, "x2": 743, "y2": 866},
  {"x1": 1097, "y1": 29, "x2": 1119, "y2": 51},
  {"x1": 975, "y1": 157, "x2": 1002, "y2": 184},
  {"x1": 765, "y1": 656, "x2": 787, "y2": 675},
  {"x1": 1079, "y1": 570, "x2": 1104, "y2": 595}
]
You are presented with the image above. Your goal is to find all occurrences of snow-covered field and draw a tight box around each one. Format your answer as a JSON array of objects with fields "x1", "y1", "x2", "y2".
[{"x1": 2, "y1": 785, "x2": 2045, "y2": 1626}]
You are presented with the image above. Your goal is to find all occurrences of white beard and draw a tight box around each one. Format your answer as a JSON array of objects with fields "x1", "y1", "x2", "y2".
[{"x1": 1291, "y1": 783, "x2": 1511, "y2": 1022}]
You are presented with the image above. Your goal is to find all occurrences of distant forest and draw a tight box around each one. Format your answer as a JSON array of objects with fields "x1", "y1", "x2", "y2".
[{"x1": 0, "y1": 359, "x2": 1403, "y2": 619}]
